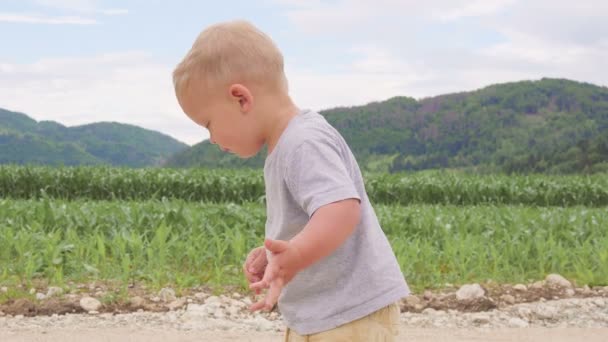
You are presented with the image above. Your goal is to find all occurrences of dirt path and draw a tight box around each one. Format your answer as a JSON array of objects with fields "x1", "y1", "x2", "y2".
[{"x1": 1, "y1": 327, "x2": 608, "y2": 342}]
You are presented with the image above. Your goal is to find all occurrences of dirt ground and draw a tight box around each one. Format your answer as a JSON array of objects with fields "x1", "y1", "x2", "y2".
[{"x1": 1, "y1": 327, "x2": 607, "y2": 342}]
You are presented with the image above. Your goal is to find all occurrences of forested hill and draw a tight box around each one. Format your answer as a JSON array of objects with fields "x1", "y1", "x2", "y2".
[
  {"x1": 166, "y1": 78, "x2": 608, "y2": 174},
  {"x1": 0, "y1": 108, "x2": 188, "y2": 167}
]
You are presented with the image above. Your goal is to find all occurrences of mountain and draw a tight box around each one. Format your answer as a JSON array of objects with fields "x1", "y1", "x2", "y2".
[
  {"x1": 165, "y1": 78, "x2": 608, "y2": 174},
  {"x1": 0, "y1": 108, "x2": 189, "y2": 167}
]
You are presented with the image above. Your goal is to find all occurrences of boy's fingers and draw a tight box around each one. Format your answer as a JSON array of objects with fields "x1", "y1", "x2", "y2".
[
  {"x1": 264, "y1": 239, "x2": 289, "y2": 254},
  {"x1": 249, "y1": 252, "x2": 268, "y2": 273},
  {"x1": 249, "y1": 279, "x2": 269, "y2": 291},
  {"x1": 250, "y1": 298, "x2": 266, "y2": 312},
  {"x1": 264, "y1": 280, "x2": 283, "y2": 311}
]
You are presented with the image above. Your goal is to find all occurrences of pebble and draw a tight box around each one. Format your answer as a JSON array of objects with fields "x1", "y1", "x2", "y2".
[
  {"x1": 159, "y1": 288, "x2": 176, "y2": 303},
  {"x1": 456, "y1": 284, "x2": 485, "y2": 301},
  {"x1": 545, "y1": 274, "x2": 573, "y2": 289},
  {"x1": 46, "y1": 287, "x2": 63, "y2": 298},
  {"x1": 513, "y1": 284, "x2": 527, "y2": 292}
]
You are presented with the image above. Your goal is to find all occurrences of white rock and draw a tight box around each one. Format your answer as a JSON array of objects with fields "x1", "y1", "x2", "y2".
[
  {"x1": 545, "y1": 274, "x2": 572, "y2": 289},
  {"x1": 80, "y1": 297, "x2": 102, "y2": 312},
  {"x1": 565, "y1": 289, "x2": 575, "y2": 297},
  {"x1": 88, "y1": 310, "x2": 99, "y2": 315},
  {"x1": 456, "y1": 284, "x2": 485, "y2": 301},
  {"x1": 36, "y1": 293, "x2": 46, "y2": 301},
  {"x1": 206, "y1": 295, "x2": 221, "y2": 303},
  {"x1": 0, "y1": 311, "x2": 5, "y2": 317},
  {"x1": 46, "y1": 286, "x2": 64, "y2": 297},
  {"x1": 423, "y1": 290, "x2": 433, "y2": 300},
  {"x1": 422, "y1": 308, "x2": 437, "y2": 315},
  {"x1": 232, "y1": 292, "x2": 241, "y2": 299},
  {"x1": 509, "y1": 317, "x2": 529, "y2": 328},
  {"x1": 29, "y1": 288, "x2": 36, "y2": 295},
  {"x1": 501, "y1": 294, "x2": 516, "y2": 305},
  {"x1": 513, "y1": 284, "x2": 527, "y2": 291},
  {"x1": 0, "y1": 286, "x2": 7, "y2": 293},
  {"x1": 159, "y1": 288, "x2": 176, "y2": 303}
]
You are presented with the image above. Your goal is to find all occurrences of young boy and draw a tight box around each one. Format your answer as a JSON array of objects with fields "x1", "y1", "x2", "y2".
[{"x1": 173, "y1": 20, "x2": 410, "y2": 341}]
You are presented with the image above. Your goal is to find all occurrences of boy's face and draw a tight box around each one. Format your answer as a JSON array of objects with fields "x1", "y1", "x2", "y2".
[{"x1": 178, "y1": 82, "x2": 265, "y2": 158}]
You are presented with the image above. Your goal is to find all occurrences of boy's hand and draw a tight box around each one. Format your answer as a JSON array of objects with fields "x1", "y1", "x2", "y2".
[
  {"x1": 243, "y1": 246, "x2": 268, "y2": 294},
  {"x1": 249, "y1": 238, "x2": 304, "y2": 312}
]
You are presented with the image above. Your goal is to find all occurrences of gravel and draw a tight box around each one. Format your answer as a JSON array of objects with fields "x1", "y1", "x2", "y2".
[{"x1": 1, "y1": 296, "x2": 607, "y2": 333}]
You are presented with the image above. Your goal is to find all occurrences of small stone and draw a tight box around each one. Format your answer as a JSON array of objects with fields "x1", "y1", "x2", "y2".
[
  {"x1": 194, "y1": 292, "x2": 207, "y2": 300},
  {"x1": 0, "y1": 311, "x2": 5, "y2": 317},
  {"x1": 545, "y1": 274, "x2": 572, "y2": 289},
  {"x1": 565, "y1": 289, "x2": 575, "y2": 297},
  {"x1": 456, "y1": 284, "x2": 485, "y2": 301},
  {"x1": 80, "y1": 297, "x2": 102, "y2": 312},
  {"x1": 150, "y1": 296, "x2": 161, "y2": 303},
  {"x1": 405, "y1": 295, "x2": 421, "y2": 306},
  {"x1": 509, "y1": 317, "x2": 529, "y2": 328},
  {"x1": 243, "y1": 297, "x2": 252, "y2": 305},
  {"x1": 501, "y1": 294, "x2": 516, "y2": 304},
  {"x1": 88, "y1": 310, "x2": 99, "y2": 315},
  {"x1": 232, "y1": 292, "x2": 241, "y2": 299},
  {"x1": 187, "y1": 298, "x2": 193, "y2": 303},
  {"x1": 534, "y1": 306, "x2": 559, "y2": 320},
  {"x1": 583, "y1": 285, "x2": 592, "y2": 295},
  {"x1": 35, "y1": 293, "x2": 46, "y2": 301},
  {"x1": 159, "y1": 288, "x2": 176, "y2": 303},
  {"x1": 423, "y1": 290, "x2": 433, "y2": 300},
  {"x1": 46, "y1": 286, "x2": 63, "y2": 297},
  {"x1": 168, "y1": 298, "x2": 187, "y2": 311},
  {"x1": 513, "y1": 284, "x2": 527, "y2": 292},
  {"x1": 129, "y1": 296, "x2": 145, "y2": 308},
  {"x1": 414, "y1": 304, "x2": 425, "y2": 311},
  {"x1": 530, "y1": 281, "x2": 545, "y2": 290},
  {"x1": 15, "y1": 314, "x2": 24, "y2": 319},
  {"x1": 29, "y1": 288, "x2": 36, "y2": 295},
  {"x1": 0, "y1": 286, "x2": 7, "y2": 293}
]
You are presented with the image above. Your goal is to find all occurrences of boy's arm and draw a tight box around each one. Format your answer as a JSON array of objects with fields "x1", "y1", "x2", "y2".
[
  {"x1": 290, "y1": 198, "x2": 361, "y2": 271},
  {"x1": 250, "y1": 198, "x2": 360, "y2": 312}
]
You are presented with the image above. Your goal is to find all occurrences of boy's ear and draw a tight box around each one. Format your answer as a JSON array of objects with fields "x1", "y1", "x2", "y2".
[{"x1": 228, "y1": 84, "x2": 253, "y2": 112}]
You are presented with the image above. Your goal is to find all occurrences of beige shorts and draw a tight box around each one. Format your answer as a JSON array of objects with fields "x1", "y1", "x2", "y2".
[{"x1": 284, "y1": 302, "x2": 400, "y2": 342}]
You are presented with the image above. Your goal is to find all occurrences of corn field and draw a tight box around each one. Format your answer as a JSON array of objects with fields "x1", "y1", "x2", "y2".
[{"x1": 1, "y1": 166, "x2": 607, "y2": 206}]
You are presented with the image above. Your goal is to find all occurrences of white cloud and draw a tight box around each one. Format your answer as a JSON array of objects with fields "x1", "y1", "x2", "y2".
[
  {"x1": 0, "y1": 53, "x2": 203, "y2": 145},
  {"x1": 276, "y1": 0, "x2": 608, "y2": 102},
  {"x1": 33, "y1": 0, "x2": 128, "y2": 15},
  {"x1": 0, "y1": 12, "x2": 96, "y2": 24}
]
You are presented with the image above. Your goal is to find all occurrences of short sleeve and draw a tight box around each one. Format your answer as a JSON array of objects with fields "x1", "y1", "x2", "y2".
[{"x1": 284, "y1": 139, "x2": 361, "y2": 217}]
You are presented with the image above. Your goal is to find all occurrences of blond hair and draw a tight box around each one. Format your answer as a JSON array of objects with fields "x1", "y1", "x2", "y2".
[{"x1": 173, "y1": 20, "x2": 288, "y2": 99}]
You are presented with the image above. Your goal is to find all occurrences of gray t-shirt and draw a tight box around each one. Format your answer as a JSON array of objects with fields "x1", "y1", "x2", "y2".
[{"x1": 263, "y1": 108, "x2": 410, "y2": 335}]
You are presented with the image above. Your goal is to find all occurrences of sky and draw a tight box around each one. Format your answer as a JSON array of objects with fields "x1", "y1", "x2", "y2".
[{"x1": 1, "y1": 0, "x2": 607, "y2": 145}]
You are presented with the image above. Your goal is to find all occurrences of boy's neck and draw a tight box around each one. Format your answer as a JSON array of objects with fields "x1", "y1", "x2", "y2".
[{"x1": 262, "y1": 96, "x2": 299, "y2": 155}]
